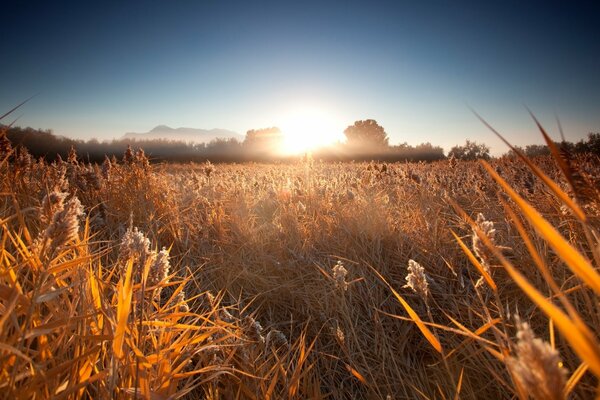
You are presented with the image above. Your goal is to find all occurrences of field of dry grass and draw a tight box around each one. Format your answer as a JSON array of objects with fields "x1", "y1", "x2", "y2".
[{"x1": 1, "y1": 137, "x2": 599, "y2": 399}]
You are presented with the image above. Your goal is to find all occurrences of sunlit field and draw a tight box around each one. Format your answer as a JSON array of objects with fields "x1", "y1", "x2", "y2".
[{"x1": 1, "y1": 132, "x2": 599, "y2": 399}]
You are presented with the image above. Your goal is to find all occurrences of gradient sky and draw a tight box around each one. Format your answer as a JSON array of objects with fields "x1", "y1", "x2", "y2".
[{"x1": 2, "y1": 0, "x2": 599, "y2": 154}]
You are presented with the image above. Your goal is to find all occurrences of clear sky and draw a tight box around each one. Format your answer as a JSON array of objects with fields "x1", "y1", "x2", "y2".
[{"x1": 1, "y1": 0, "x2": 599, "y2": 154}]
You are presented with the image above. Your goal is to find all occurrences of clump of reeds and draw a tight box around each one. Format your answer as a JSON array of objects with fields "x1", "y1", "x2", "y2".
[{"x1": 33, "y1": 189, "x2": 83, "y2": 259}]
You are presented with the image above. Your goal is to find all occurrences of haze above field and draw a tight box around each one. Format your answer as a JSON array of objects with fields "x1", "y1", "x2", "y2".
[
  {"x1": 1, "y1": 0, "x2": 599, "y2": 154},
  {"x1": 123, "y1": 125, "x2": 243, "y2": 143}
]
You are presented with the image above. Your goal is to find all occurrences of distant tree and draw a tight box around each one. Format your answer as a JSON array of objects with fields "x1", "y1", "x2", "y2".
[
  {"x1": 243, "y1": 127, "x2": 283, "y2": 154},
  {"x1": 503, "y1": 145, "x2": 524, "y2": 158},
  {"x1": 414, "y1": 142, "x2": 446, "y2": 160},
  {"x1": 524, "y1": 144, "x2": 550, "y2": 157},
  {"x1": 505, "y1": 144, "x2": 550, "y2": 158},
  {"x1": 559, "y1": 140, "x2": 576, "y2": 154},
  {"x1": 448, "y1": 140, "x2": 490, "y2": 160},
  {"x1": 344, "y1": 119, "x2": 389, "y2": 148},
  {"x1": 519, "y1": 137, "x2": 600, "y2": 157},
  {"x1": 576, "y1": 133, "x2": 600, "y2": 155}
]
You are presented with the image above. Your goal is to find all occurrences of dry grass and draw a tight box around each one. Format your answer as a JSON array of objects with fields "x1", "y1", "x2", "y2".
[{"x1": 1, "y1": 127, "x2": 599, "y2": 399}]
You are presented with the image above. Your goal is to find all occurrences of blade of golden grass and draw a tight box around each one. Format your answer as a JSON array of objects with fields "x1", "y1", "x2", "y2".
[
  {"x1": 472, "y1": 110, "x2": 586, "y2": 221},
  {"x1": 444, "y1": 318, "x2": 502, "y2": 360},
  {"x1": 450, "y1": 230, "x2": 496, "y2": 291},
  {"x1": 265, "y1": 368, "x2": 279, "y2": 400},
  {"x1": 88, "y1": 266, "x2": 104, "y2": 332},
  {"x1": 382, "y1": 310, "x2": 501, "y2": 350},
  {"x1": 47, "y1": 255, "x2": 94, "y2": 274},
  {"x1": 465, "y1": 175, "x2": 600, "y2": 377},
  {"x1": 481, "y1": 160, "x2": 600, "y2": 296},
  {"x1": 369, "y1": 265, "x2": 443, "y2": 354},
  {"x1": 564, "y1": 362, "x2": 588, "y2": 397},
  {"x1": 500, "y1": 198, "x2": 595, "y2": 339},
  {"x1": 345, "y1": 364, "x2": 368, "y2": 385},
  {"x1": 444, "y1": 314, "x2": 504, "y2": 361},
  {"x1": 288, "y1": 332, "x2": 318, "y2": 398},
  {"x1": 499, "y1": 256, "x2": 600, "y2": 376},
  {"x1": 53, "y1": 370, "x2": 109, "y2": 400},
  {"x1": 113, "y1": 258, "x2": 134, "y2": 360},
  {"x1": 527, "y1": 109, "x2": 578, "y2": 193},
  {"x1": 453, "y1": 367, "x2": 464, "y2": 400},
  {"x1": 501, "y1": 200, "x2": 567, "y2": 299},
  {"x1": 549, "y1": 319, "x2": 555, "y2": 350}
]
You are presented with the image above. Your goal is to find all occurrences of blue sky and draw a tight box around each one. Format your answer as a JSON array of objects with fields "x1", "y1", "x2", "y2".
[{"x1": 1, "y1": 0, "x2": 599, "y2": 154}]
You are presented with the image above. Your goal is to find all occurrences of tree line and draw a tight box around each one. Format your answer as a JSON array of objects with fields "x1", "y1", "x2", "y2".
[{"x1": 2, "y1": 120, "x2": 599, "y2": 163}]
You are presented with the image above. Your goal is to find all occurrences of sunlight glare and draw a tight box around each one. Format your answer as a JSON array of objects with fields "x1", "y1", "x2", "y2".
[{"x1": 278, "y1": 107, "x2": 345, "y2": 154}]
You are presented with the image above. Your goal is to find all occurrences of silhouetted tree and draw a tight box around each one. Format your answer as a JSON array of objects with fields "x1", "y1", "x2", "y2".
[
  {"x1": 506, "y1": 144, "x2": 551, "y2": 158},
  {"x1": 344, "y1": 119, "x2": 389, "y2": 148},
  {"x1": 581, "y1": 133, "x2": 600, "y2": 155},
  {"x1": 448, "y1": 140, "x2": 490, "y2": 160},
  {"x1": 525, "y1": 144, "x2": 550, "y2": 157},
  {"x1": 241, "y1": 127, "x2": 283, "y2": 159},
  {"x1": 243, "y1": 127, "x2": 282, "y2": 146}
]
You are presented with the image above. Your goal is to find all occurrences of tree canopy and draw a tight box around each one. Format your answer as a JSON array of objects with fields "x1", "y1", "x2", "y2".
[
  {"x1": 448, "y1": 140, "x2": 490, "y2": 160},
  {"x1": 243, "y1": 127, "x2": 283, "y2": 146},
  {"x1": 344, "y1": 119, "x2": 389, "y2": 148}
]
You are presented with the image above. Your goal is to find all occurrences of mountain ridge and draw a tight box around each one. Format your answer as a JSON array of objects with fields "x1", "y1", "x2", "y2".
[{"x1": 124, "y1": 125, "x2": 243, "y2": 143}]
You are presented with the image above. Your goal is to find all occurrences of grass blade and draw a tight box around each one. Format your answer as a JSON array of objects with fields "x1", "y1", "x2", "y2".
[
  {"x1": 481, "y1": 160, "x2": 600, "y2": 296},
  {"x1": 113, "y1": 259, "x2": 134, "y2": 360},
  {"x1": 451, "y1": 230, "x2": 496, "y2": 291},
  {"x1": 369, "y1": 265, "x2": 443, "y2": 354}
]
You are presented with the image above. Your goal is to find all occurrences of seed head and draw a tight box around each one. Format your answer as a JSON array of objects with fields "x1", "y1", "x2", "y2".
[
  {"x1": 67, "y1": 146, "x2": 78, "y2": 164},
  {"x1": 472, "y1": 213, "x2": 496, "y2": 268},
  {"x1": 135, "y1": 148, "x2": 150, "y2": 169},
  {"x1": 507, "y1": 319, "x2": 567, "y2": 400},
  {"x1": 148, "y1": 247, "x2": 170, "y2": 288},
  {"x1": 123, "y1": 145, "x2": 134, "y2": 164},
  {"x1": 39, "y1": 190, "x2": 68, "y2": 224},
  {"x1": 102, "y1": 156, "x2": 112, "y2": 179},
  {"x1": 119, "y1": 226, "x2": 152, "y2": 265},
  {"x1": 266, "y1": 329, "x2": 288, "y2": 349},
  {"x1": 242, "y1": 316, "x2": 265, "y2": 344},
  {"x1": 173, "y1": 290, "x2": 189, "y2": 313},
  {"x1": 403, "y1": 259, "x2": 430, "y2": 298},
  {"x1": 0, "y1": 132, "x2": 12, "y2": 158},
  {"x1": 37, "y1": 196, "x2": 84, "y2": 258},
  {"x1": 332, "y1": 261, "x2": 349, "y2": 291},
  {"x1": 203, "y1": 160, "x2": 215, "y2": 178},
  {"x1": 336, "y1": 325, "x2": 345, "y2": 344}
]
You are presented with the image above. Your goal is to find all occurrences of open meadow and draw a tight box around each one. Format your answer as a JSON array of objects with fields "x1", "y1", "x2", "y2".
[
  {"x1": 2, "y1": 1, "x2": 599, "y2": 398},
  {"x1": 1, "y1": 139, "x2": 599, "y2": 399}
]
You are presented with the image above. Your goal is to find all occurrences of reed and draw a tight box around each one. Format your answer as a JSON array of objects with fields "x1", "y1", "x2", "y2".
[{"x1": 1, "y1": 112, "x2": 599, "y2": 398}]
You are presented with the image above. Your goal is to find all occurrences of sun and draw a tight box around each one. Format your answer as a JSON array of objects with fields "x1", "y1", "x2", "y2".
[{"x1": 278, "y1": 107, "x2": 345, "y2": 154}]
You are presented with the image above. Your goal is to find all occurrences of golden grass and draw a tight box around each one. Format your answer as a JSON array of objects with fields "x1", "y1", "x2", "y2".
[{"x1": 1, "y1": 125, "x2": 599, "y2": 398}]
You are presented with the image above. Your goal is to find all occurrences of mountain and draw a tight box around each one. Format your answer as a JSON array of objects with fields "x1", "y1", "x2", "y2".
[{"x1": 123, "y1": 125, "x2": 243, "y2": 143}]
